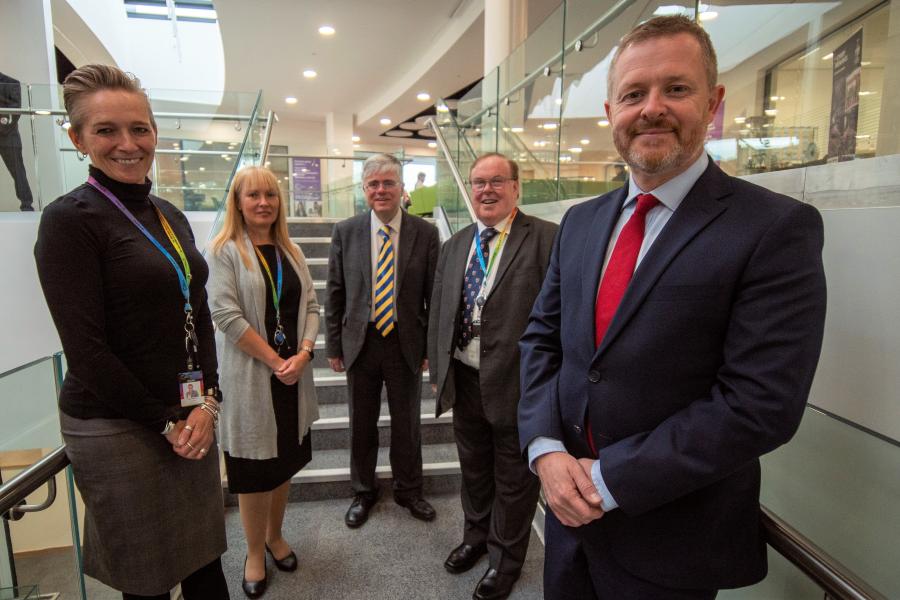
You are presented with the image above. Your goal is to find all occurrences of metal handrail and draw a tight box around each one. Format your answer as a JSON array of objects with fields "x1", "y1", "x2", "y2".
[
  {"x1": 0, "y1": 446, "x2": 69, "y2": 518},
  {"x1": 0, "y1": 107, "x2": 254, "y2": 121},
  {"x1": 761, "y1": 505, "x2": 888, "y2": 600},
  {"x1": 260, "y1": 110, "x2": 276, "y2": 164},
  {"x1": 425, "y1": 117, "x2": 476, "y2": 222}
]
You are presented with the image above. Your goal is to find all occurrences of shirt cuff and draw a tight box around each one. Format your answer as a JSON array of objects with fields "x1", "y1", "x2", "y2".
[
  {"x1": 590, "y1": 460, "x2": 619, "y2": 512},
  {"x1": 527, "y1": 437, "x2": 567, "y2": 474}
]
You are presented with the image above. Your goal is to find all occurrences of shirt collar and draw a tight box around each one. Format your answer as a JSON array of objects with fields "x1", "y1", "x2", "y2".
[
  {"x1": 371, "y1": 208, "x2": 403, "y2": 233},
  {"x1": 623, "y1": 153, "x2": 709, "y2": 212},
  {"x1": 475, "y1": 208, "x2": 516, "y2": 235}
]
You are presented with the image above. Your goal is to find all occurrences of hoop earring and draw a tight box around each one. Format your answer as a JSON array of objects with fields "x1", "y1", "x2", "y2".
[{"x1": 76, "y1": 151, "x2": 87, "y2": 161}]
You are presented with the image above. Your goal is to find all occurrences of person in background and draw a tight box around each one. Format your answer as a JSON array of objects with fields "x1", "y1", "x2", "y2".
[
  {"x1": 0, "y1": 71, "x2": 34, "y2": 211},
  {"x1": 325, "y1": 153, "x2": 440, "y2": 529},
  {"x1": 414, "y1": 172, "x2": 427, "y2": 190},
  {"x1": 34, "y1": 64, "x2": 228, "y2": 600},
  {"x1": 519, "y1": 16, "x2": 827, "y2": 599},
  {"x1": 208, "y1": 166, "x2": 320, "y2": 598}
]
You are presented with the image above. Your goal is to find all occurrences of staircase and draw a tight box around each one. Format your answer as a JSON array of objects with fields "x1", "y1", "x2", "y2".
[{"x1": 222, "y1": 217, "x2": 461, "y2": 506}]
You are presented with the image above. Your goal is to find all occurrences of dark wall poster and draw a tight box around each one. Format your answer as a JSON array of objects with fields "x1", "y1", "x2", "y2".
[
  {"x1": 291, "y1": 157, "x2": 322, "y2": 216},
  {"x1": 827, "y1": 29, "x2": 863, "y2": 163}
]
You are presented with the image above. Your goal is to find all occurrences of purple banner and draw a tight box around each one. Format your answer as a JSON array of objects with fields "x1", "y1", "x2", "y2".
[{"x1": 291, "y1": 157, "x2": 322, "y2": 216}]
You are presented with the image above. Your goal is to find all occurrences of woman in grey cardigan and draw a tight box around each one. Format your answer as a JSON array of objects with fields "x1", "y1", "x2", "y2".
[{"x1": 208, "y1": 166, "x2": 319, "y2": 598}]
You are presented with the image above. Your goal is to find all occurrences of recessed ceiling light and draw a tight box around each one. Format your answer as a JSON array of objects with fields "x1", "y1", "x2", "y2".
[
  {"x1": 380, "y1": 117, "x2": 391, "y2": 126},
  {"x1": 205, "y1": 140, "x2": 213, "y2": 144},
  {"x1": 580, "y1": 138, "x2": 590, "y2": 145},
  {"x1": 285, "y1": 96, "x2": 298, "y2": 104},
  {"x1": 542, "y1": 122, "x2": 558, "y2": 130},
  {"x1": 427, "y1": 142, "x2": 437, "y2": 148},
  {"x1": 436, "y1": 104, "x2": 449, "y2": 113},
  {"x1": 220, "y1": 154, "x2": 229, "y2": 159},
  {"x1": 416, "y1": 92, "x2": 431, "y2": 101},
  {"x1": 332, "y1": 147, "x2": 341, "y2": 155},
  {"x1": 352, "y1": 135, "x2": 360, "y2": 142},
  {"x1": 597, "y1": 120, "x2": 610, "y2": 127},
  {"x1": 511, "y1": 127, "x2": 524, "y2": 133},
  {"x1": 764, "y1": 109, "x2": 777, "y2": 116},
  {"x1": 734, "y1": 116, "x2": 746, "y2": 124},
  {"x1": 172, "y1": 142, "x2": 179, "y2": 147},
  {"x1": 318, "y1": 25, "x2": 335, "y2": 36},
  {"x1": 199, "y1": 167, "x2": 205, "y2": 171},
  {"x1": 568, "y1": 147, "x2": 583, "y2": 153},
  {"x1": 303, "y1": 69, "x2": 317, "y2": 79}
]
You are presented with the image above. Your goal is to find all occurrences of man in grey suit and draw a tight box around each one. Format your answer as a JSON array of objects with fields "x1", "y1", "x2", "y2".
[
  {"x1": 326, "y1": 153, "x2": 440, "y2": 528},
  {"x1": 429, "y1": 153, "x2": 557, "y2": 600}
]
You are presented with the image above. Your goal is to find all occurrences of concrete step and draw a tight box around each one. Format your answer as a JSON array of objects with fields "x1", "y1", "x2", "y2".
[
  {"x1": 287, "y1": 218, "x2": 339, "y2": 238},
  {"x1": 293, "y1": 236, "x2": 330, "y2": 258},
  {"x1": 223, "y1": 442, "x2": 461, "y2": 505},
  {"x1": 305, "y1": 256, "x2": 328, "y2": 280},
  {"x1": 312, "y1": 398, "x2": 453, "y2": 450},
  {"x1": 313, "y1": 368, "x2": 433, "y2": 404}
]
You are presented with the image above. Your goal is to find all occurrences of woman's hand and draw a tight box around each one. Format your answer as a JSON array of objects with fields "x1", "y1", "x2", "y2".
[
  {"x1": 274, "y1": 352, "x2": 310, "y2": 385},
  {"x1": 169, "y1": 407, "x2": 216, "y2": 460}
]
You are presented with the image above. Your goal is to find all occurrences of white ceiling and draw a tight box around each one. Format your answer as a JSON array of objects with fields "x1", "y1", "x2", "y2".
[{"x1": 216, "y1": 0, "x2": 486, "y2": 146}]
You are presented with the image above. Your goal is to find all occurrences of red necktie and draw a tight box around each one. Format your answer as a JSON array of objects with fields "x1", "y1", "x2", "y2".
[{"x1": 586, "y1": 193, "x2": 659, "y2": 456}]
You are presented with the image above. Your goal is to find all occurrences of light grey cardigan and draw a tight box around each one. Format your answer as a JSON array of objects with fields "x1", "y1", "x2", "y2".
[{"x1": 207, "y1": 234, "x2": 319, "y2": 459}]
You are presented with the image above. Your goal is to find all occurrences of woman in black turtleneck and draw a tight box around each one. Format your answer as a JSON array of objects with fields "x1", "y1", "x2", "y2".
[{"x1": 34, "y1": 65, "x2": 229, "y2": 600}]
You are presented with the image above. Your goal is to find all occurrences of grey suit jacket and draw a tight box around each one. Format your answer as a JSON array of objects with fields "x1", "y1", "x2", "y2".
[
  {"x1": 325, "y1": 210, "x2": 440, "y2": 372},
  {"x1": 428, "y1": 211, "x2": 557, "y2": 425}
]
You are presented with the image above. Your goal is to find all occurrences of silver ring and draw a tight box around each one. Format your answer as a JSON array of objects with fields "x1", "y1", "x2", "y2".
[
  {"x1": 184, "y1": 425, "x2": 194, "y2": 432},
  {"x1": 186, "y1": 441, "x2": 196, "y2": 450},
  {"x1": 200, "y1": 448, "x2": 208, "y2": 454}
]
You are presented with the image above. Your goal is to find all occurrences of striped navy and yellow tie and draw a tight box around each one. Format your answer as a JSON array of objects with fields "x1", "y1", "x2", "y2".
[{"x1": 374, "y1": 225, "x2": 395, "y2": 336}]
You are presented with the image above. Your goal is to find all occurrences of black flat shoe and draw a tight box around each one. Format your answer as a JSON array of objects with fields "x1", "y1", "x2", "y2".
[
  {"x1": 265, "y1": 543, "x2": 298, "y2": 572},
  {"x1": 241, "y1": 556, "x2": 267, "y2": 599},
  {"x1": 473, "y1": 567, "x2": 518, "y2": 600},
  {"x1": 444, "y1": 541, "x2": 487, "y2": 574}
]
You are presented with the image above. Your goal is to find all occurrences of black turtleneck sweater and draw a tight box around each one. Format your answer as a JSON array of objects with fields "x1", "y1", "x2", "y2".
[{"x1": 34, "y1": 165, "x2": 219, "y2": 432}]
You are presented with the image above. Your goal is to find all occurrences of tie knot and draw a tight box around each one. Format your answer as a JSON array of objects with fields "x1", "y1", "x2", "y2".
[
  {"x1": 480, "y1": 227, "x2": 498, "y2": 243},
  {"x1": 634, "y1": 193, "x2": 659, "y2": 217},
  {"x1": 379, "y1": 225, "x2": 391, "y2": 239}
]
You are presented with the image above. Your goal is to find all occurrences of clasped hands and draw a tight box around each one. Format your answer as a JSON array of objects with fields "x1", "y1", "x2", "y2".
[
  {"x1": 165, "y1": 403, "x2": 216, "y2": 460},
  {"x1": 270, "y1": 352, "x2": 310, "y2": 385},
  {"x1": 534, "y1": 452, "x2": 605, "y2": 527}
]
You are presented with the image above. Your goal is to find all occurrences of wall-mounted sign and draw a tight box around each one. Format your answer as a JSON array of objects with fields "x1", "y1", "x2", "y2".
[
  {"x1": 827, "y1": 29, "x2": 862, "y2": 163},
  {"x1": 291, "y1": 157, "x2": 322, "y2": 216}
]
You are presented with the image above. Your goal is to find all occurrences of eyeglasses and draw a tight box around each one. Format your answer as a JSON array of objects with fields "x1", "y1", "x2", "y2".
[
  {"x1": 364, "y1": 180, "x2": 399, "y2": 191},
  {"x1": 469, "y1": 177, "x2": 515, "y2": 191}
]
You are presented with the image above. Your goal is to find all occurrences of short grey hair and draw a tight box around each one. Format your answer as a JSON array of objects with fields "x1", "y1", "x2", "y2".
[{"x1": 362, "y1": 153, "x2": 402, "y2": 181}]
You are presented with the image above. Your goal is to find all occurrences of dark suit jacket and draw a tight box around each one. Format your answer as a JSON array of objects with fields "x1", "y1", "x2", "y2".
[
  {"x1": 518, "y1": 160, "x2": 827, "y2": 589},
  {"x1": 429, "y1": 211, "x2": 557, "y2": 425},
  {"x1": 325, "y1": 210, "x2": 439, "y2": 372}
]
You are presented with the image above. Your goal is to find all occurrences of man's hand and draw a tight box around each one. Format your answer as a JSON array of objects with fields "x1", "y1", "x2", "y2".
[
  {"x1": 328, "y1": 356, "x2": 345, "y2": 372},
  {"x1": 534, "y1": 452, "x2": 604, "y2": 527}
]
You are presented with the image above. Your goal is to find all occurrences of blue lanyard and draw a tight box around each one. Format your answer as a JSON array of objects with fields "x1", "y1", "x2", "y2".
[
  {"x1": 88, "y1": 176, "x2": 192, "y2": 314},
  {"x1": 253, "y1": 245, "x2": 283, "y2": 319}
]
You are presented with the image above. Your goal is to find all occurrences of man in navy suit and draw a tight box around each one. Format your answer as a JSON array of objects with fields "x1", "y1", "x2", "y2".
[{"x1": 518, "y1": 16, "x2": 827, "y2": 599}]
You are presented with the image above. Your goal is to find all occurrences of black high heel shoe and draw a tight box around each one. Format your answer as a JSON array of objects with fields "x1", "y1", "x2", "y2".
[
  {"x1": 241, "y1": 555, "x2": 268, "y2": 598},
  {"x1": 265, "y1": 543, "x2": 298, "y2": 572}
]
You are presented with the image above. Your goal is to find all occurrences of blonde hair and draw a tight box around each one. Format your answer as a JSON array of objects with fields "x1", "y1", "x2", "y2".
[
  {"x1": 62, "y1": 64, "x2": 156, "y2": 134},
  {"x1": 211, "y1": 166, "x2": 300, "y2": 269}
]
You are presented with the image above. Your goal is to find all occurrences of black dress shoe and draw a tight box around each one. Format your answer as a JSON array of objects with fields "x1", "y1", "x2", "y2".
[
  {"x1": 444, "y1": 542, "x2": 487, "y2": 573},
  {"x1": 241, "y1": 556, "x2": 267, "y2": 599},
  {"x1": 473, "y1": 567, "x2": 518, "y2": 600},
  {"x1": 345, "y1": 493, "x2": 379, "y2": 528},
  {"x1": 265, "y1": 544, "x2": 298, "y2": 572},
  {"x1": 395, "y1": 496, "x2": 436, "y2": 521}
]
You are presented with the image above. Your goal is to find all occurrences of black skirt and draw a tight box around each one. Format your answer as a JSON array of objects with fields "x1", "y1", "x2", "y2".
[{"x1": 224, "y1": 375, "x2": 313, "y2": 493}]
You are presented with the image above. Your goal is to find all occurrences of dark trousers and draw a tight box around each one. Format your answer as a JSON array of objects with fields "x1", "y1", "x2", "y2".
[
  {"x1": 543, "y1": 509, "x2": 717, "y2": 600},
  {"x1": 121, "y1": 557, "x2": 229, "y2": 600},
  {"x1": 453, "y1": 360, "x2": 540, "y2": 576},
  {"x1": 346, "y1": 324, "x2": 423, "y2": 499},
  {"x1": 0, "y1": 130, "x2": 33, "y2": 210}
]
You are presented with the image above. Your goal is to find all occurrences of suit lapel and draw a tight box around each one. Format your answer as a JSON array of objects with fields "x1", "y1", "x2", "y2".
[
  {"x1": 396, "y1": 211, "x2": 416, "y2": 294},
  {"x1": 358, "y1": 213, "x2": 372, "y2": 294},
  {"x1": 446, "y1": 224, "x2": 476, "y2": 314},
  {"x1": 594, "y1": 164, "x2": 732, "y2": 359},
  {"x1": 580, "y1": 188, "x2": 628, "y2": 350},
  {"x1": 489, "y1": 210, "x2": 530, "y2": 295}
]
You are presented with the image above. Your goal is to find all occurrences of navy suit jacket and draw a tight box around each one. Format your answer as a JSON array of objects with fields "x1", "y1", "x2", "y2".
[{"x1": 518, "y1": 160, "x2": 827, "y2": 589}]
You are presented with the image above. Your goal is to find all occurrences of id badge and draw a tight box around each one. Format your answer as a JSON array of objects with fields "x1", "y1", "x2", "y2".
[{"x1": 178, "y1": 370, "x2": 205, "y2": 407}]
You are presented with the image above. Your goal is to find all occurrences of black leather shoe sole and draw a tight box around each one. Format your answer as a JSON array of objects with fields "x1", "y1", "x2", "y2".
[
  {"x1": 265, "y1": 544, "x2": 298, "y2": 572},
  {"x1": 241, "y1": 556, "x2": 267, "y2": 599}
]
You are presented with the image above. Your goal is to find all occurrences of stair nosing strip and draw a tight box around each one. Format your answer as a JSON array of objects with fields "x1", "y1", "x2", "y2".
[
  {"x1": 293, "y1": 461, "x2": 461, "y2": 483},
  {"x1": 313, "y1": 413, "x2": 452, "y2": 430}
]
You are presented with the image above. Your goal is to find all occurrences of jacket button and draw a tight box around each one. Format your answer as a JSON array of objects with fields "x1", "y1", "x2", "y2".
[
  {"x1": 588, "y1": 370, "x2": 601, "y2": 383},
  {"x1": 573, "y1": 424, "x2": 582, "y2": 433}
]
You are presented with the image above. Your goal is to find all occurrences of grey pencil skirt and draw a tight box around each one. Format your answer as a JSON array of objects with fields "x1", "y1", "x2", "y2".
[{"x1": 61, "y1": 412, "x2": 227, "y2": 596}]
